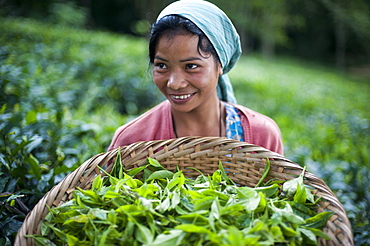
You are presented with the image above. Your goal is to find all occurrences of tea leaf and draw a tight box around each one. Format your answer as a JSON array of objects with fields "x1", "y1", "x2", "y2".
[
  {"x1": 255, "y1": 158, "x2": 271, "y2": 187},
  {"x1": 236, "y1": 187, "x2": 260, "y2": 211},
  {"x1": 304, "y1": 211, "x2": 334, "y2": 229},
  {"x1": 26, "y1": 154, "x2": 42, "y2": 180},
  {"x1": 146, "y1": 170, "x2": 174, "y2": 182},
  {"x1": 149, "y1": 229, "x2": 185, "y2": 246}
]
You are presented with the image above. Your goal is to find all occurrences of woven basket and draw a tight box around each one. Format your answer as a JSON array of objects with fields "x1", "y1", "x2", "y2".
[{"x1": 15, "y1": 137, "x2": 353, "y2": 246}]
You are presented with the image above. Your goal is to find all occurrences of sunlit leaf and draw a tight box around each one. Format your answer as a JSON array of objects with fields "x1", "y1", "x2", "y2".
[
  {"x1": 26, "y1": 153, "x2": 42, "y2": 180},
  {"x1": 146, "y1": 170, "x2": 174, "y2": 181},
  {"x1": 236, "y1": 187, "x2": 261, "y2": 211},
  {"x1": 304, "y1": 212, "x2": 334, "y2": 229},
  {"x1": 149, "y1": 229, "x2": 185, "y2": 246}
]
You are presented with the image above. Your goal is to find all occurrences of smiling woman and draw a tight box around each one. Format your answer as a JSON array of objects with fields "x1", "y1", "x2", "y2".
[
  {"x1": 153, "y1": 32, "x2": 222, "y2": 136},
  {"x1": 108, "y1": 0, "x2": 284, "y2": 155}
]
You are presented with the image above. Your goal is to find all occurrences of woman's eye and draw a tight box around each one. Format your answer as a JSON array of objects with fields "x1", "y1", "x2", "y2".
[
  {"x1": 155, "y1": 63, "x2": 167, "y2": 69},
  {"x1": 186, "y1": 64, "x2": 198, "y2": 69}
]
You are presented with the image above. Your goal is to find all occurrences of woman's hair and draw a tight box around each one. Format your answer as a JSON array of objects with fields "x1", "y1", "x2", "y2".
[{"x1": 149, "y1": 15, "x2": 220, "y2": 64}]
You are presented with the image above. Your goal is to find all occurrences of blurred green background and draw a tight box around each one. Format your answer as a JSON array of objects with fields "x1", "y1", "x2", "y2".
[{"x1": 0, "y1": 0, "x2": 369, "y2": 245}]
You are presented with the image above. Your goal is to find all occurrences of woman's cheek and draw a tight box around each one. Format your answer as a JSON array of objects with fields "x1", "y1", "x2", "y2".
[{"x1": 153, "y1": 72, "x2": 167, "y2": 87}]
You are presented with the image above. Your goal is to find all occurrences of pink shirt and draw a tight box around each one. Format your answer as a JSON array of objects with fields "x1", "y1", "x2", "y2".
[{"x1": 108, "y1": 100, "x2": 284, "y2": 155}]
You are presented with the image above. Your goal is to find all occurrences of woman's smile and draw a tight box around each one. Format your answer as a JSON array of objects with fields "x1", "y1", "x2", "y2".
[{"x1": 170, "y1": 93, "x2": 196, "y2": 103}]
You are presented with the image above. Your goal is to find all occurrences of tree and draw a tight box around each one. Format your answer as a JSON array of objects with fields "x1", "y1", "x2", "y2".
[
  {"x1": 213, "y1": 0, "x2": 303, "y2": 59},
  {"x1": 319, "y1": 0, "x2": 370, "y2": 70}
]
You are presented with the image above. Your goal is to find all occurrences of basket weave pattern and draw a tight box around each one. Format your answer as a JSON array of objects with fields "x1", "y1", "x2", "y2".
[{"x1": 15, "y1": 137, "x2": 353, "y2": 246}]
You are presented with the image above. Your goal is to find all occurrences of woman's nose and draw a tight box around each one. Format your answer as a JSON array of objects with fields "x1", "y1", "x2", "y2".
[{"x1": 167, "y1": 70, "x2": 188, "y2": 90}]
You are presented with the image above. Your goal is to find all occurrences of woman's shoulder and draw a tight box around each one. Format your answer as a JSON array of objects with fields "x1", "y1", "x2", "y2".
[
  {"x1": 230, "y1": 103, "x2": 279, "y2": 128},
  {"x1": 108, "y1": 100, "x2": 172, "y2": 150},
  {"x1": 229, "y1": 102, "x2": 284, "y2": 155}
]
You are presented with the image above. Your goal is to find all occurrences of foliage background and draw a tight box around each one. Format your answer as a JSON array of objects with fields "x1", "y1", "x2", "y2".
[
  {"x1": 0, "y1": 1, "x2": 369, "y2": 245},
  {"x1": 2, "y1": 0, "x2": 369, "y2": 73}
]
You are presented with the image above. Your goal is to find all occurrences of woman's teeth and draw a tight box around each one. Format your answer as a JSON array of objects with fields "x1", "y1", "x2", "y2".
[{"x1": 172, "y1": 94, "x2": 191, "y2": 99}]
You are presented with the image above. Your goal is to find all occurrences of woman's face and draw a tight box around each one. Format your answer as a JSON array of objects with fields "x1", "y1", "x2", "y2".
[{"x1": 152, "y1": 33, "x2": 222, "y2": 113}]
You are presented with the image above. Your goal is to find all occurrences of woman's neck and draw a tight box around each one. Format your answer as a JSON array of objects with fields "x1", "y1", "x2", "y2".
[{"x1": 172, "y1": 99, "x2": 225, "y2": 137}]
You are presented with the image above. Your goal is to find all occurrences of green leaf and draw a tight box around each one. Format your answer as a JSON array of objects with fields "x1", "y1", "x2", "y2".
[
  {"x1": 144, "y1": 168, "x2": 154, "y2": 181},
  {"x1": 304, "y1": 212, "x2": 334, "y2": 229},
  {"x1": 135, "y1": 223, "x2": 154, "y2": 244},
  {"x1": 25, "y1": 110, "x2": 37, "y2": 124},
  {"x1": 26, "y1": 153, "x2": 42, "y2": 180},
  {"x1": 166, "y1": 171, "x2": 182, "y2": 190},
  {"x1": 110, "y1": 149, "x2": 124, "y2": 179},
  {"x1": 255, "y1": 192, "x2": 267, "y2": 213},
  {"x1": 282, "y1": 178, "x2": 300, "y2": 198},
  {"x1": 201, "y1": 189, "x2": 229, "y2": 203},
  {"x1": 48, "y1": 223, "x2": 68, "y2": 242},
  {"x1": 148, "y1": 229, "x2": 185, "y2": 246},
  {"x1": 299, "y1": 227, "x2": 318, "y2": 245},
  {"x1": 175, "y1": 224, "x2": 211, "y2": 234},
  {"x1": 236, "y1": 187, "x2": 260, "y2": 211},
  {"x1": 103, "y1": 190, "x2": 122, "y2": 199},
  {"x1": 122, "y1": 173, "x2": 137, "y2": 188},
  {"x1": 156, "y1": 196, "x2": 171, "y2": 213},
  {"x1": 226, "y1": 226, "x2": 245, "y2": 246},
  {"x1": 279, "y1": 221, "x2": 298, "y2": 237},
  {"x1": 220, "y1": 203, "x2": 245, "y2": 216},
  {"x1": 255, "y1": 158, "x2": 271, "y2": 187},
  {"x1": 218, "y1": 161, "x2": 235, "y2": 185},
  {"x1": 92, "y1": 175, "x2": 103, "y2": 191},
  {"x1": 177, "y1": 213, "x2": 209, "y2": 225},
  {"x1": 107, "y1": 209, "x2": 117, "y2": 224},
  {"x1": 293, "y1": 182, "x2": 307, "y2": 204},
  {"x1": 305, "y1": 187, "x2": 316, "y2": 204},
  {"x1": 127, "y1": 164, "x2": 149, "y2": 177},
  {"x1": 67, "y1": 234, "x2": 79, "y2": 246},
  {"x1": 5, "y1": 194, "x2": 24, "y2": 202},
  {"x1": 255, "y1": 183, "x2": 279, "y2": 198},
  {"x1": 193, "y1": 196, "x2": 215, "y2": 211},
  {"x1": 270, "y1": 225, "x2": 284, "y2": 241},
  {"x1": 10, "y1": 137, "x2": 30, "y2": 158},
  {"x1": 301, "y1": 226, "x2": 331, "y2": 240},
  {"x1": 210, "y1": 198, "x2": 221, "y2": 220},
  {"x1": 132, "y1": 183, "x2": 159, "y2": 198},
  {"x1": 288, "y1": 201, "x2": 317, "y2": 219},
  {"x1": 146, "y1": 170, "x2": 174, "y2": 181},
  {"x1": 64, "y1": 214, "x2": 89, "y2": 224},
  {"x1": 283, "y1": 167, "x2": 307, "y2": 198},
  {"x1": 0, "y1": 176, "x2": 10, "y2": 193},
  {"x1": 28, "y1": 235, "x2": 57, "y2": 246},
  {"x1": 122, "y1": 221, "x2": 135, "y2": 240},
  {"x1": 282, "y1": 211, "x2": 305, "y2": 225},
  {"x1": 211, "y1": 170, "x2": 222, "y2": 184},
  {"x1": 171, "y1": 190, "x2": 181, "y2": 209},
  {"x1": 147, "y1": 157, "x2": 165, "y2": 169}
]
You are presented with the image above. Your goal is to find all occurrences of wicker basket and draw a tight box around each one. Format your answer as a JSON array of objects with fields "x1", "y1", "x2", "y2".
[{"x1": 15, "y1": 137, "x2": 353, "y2": 246}]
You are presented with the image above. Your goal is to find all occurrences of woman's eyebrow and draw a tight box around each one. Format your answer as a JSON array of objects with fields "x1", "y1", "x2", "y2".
[
  {"x1": 154, "y1": 56, "x2": 168, "y2": 62},
  {"x1": 180, "y1": 57, "x2": 202, "y2": 62},
  {"x1": 154, "y1": 56, "x2": 202, "y2": 62}
]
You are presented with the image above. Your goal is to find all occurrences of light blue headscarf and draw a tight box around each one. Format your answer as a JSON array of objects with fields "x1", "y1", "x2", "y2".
[{"x1": 156, "y1": 0, "x2": 242, "y2": 103}]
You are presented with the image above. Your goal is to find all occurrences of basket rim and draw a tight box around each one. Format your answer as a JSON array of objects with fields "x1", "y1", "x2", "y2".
[{"x1": 14, "y1": 136, "x2": 354, "y2": 246}]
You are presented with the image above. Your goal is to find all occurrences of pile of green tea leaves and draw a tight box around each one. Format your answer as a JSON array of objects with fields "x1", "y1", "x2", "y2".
[{"x1": 30, "y1": 157, "x2": 333, "y2": 246}]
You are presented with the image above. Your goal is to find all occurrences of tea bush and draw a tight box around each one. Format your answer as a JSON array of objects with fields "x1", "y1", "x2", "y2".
[{"x1": 0, "y1": 17, "x2": 161, "y2": 244}]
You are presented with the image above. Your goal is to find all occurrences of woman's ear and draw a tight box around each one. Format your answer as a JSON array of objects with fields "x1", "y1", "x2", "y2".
[{"x1": 218, "y1": 64, "x2": 223, "y2": 76}]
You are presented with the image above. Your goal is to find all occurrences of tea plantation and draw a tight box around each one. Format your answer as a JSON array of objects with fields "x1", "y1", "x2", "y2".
[{"x1": 1, "y1": 17, "x2": 369, "y2": 245}]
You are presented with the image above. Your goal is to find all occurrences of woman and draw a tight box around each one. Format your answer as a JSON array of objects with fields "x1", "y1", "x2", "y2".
[{"x1": 108, "y1": 0, "x2": 284, "y2": 155}]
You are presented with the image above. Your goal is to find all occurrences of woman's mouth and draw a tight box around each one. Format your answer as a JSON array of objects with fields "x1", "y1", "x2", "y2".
[{"x1": 170, "y1": 93, "x2": 195, "y2": 102}]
